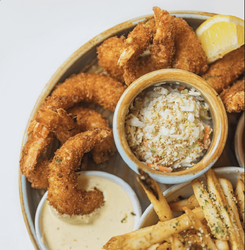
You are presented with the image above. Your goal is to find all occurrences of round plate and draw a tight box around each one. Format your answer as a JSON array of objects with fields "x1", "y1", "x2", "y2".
[{"x1": 18, "y1": 11, "x2": 242, "y2": 249}]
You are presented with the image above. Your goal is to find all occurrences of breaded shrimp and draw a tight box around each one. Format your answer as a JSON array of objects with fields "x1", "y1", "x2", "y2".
[
  {"x1": 151, "y1": 7, "x2": 175, "y2": 69},
  {"x1": 118, "y1": 8, "x2": 176, "y2": 85},
  {"x1": 20, "y1": 72, "x2": 126, "y2": 184},
  {"x1": 40, "y1": 72, "x2": 126, "y2": 112},
  {"x1": 48, "y1": 128, "x2": 111, "y2": 215},
  {"x1": 68, "y1": 106, "x2": 116, "y2": 164},
  {"x1": 172, "y1": 17, "x2": 208, "y2": 75},
  {"x1": 27, "y1": 159, "x2": 50, "y2": 189},
  {"x1": 35, "y1": 108, "x2": 80, "y2": 144},
  {"x1": 202, "y1": 45, "x2": 244, "y2": 93},
  {"x1": 20, "y1": 125, "x2": 55, "y2": 178},
  {"x1": 118, "y1": 20, "x2": 153, "y2": 85},
  {"x1": 220, "y1": 78, "x2": 245, "y2": 113},
  {"x1": 97, "y1": 36, "x2": 126, "y2": 82}
]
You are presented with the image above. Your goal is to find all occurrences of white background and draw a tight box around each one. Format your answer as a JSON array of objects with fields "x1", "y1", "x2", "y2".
[{"x1": 0, "y1": 0, "x2": 243, "y2": 249}]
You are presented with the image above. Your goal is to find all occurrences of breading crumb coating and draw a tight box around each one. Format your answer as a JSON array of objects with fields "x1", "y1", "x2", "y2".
[
  {"x1": 35, "y1": 108, "x2": 81, "y2": 144},
  {"x1": 97, "y1": 36, "x2": 126, "y2": 82},
  {"x1": 27, "y1": 159, "x2": 50, "y2": 189},
  {"x1": 202, "y1": 45, "x2": 244, "y2": 93},
  {"x1": 172, "y1": 17, "x2": 208, "y2": 75},
  {"x1": 20, "y1": 127, "x2": 55, "y2": 178},
  {"x1": 118, "y1": 20, "x2": 153, "y2": 85},
  {"x1": 151, "y1": 7, "x2": 175, "y2": 69},
  {"x1": 40, "y1": 72, "x2": 126, "y2": 112},
  {"x1": 68, "y1": 106, "x2": 116, "y2": 164},
  {"x1": 48, "y1": 128, "x2": 112, "y2": 215},
  {"x1": 220, "y1": 78, "x2": 245, "y2": 113}
]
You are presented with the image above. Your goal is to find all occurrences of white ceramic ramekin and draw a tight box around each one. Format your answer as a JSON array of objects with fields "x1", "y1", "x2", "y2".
[{"x1": 35, "y1": 171, "x2": 142, "y2": 250}]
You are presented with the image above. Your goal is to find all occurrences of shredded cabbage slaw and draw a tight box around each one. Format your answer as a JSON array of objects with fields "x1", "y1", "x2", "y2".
[{"x1": 125, "y1": 83, "x2": 212, "y2": 172}]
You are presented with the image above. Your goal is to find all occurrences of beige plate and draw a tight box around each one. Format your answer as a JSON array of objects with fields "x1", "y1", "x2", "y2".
[{"x1": 18, "y1": 11, "x2": 243, "y2": 249}]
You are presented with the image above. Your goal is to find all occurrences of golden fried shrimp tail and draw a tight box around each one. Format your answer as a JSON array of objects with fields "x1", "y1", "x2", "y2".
[
  {"x1": 40, "y1": 72, "x2": 126, "y2": 112},
  {"x1": 151, "y1": 7, "x2": 175, "y2": 69},
  {"x1": 20, "y1": 126, "x2": 55, "y2": 178},
  {"x1": 97, "y1": 36, "x2": 126, "y2": 82},
  {"x1": 220, "y1": 78, "x2": 245, "y2": 113},
  {"x1": 35, "y1": 108, "x2": 80, "y2": 144},
  {"x1": 68, "y1": 106, "x2": 116, "y2": 164},
  {"x1": 172, "y1": 17, "x2": 208, "y2": 75},
  {"x1": 27, "y1": 159, "x2": 50, "y2": 189},
  {"x1": 202, "y1": 45, "x2": 244, "y2": 93},
  {"x1": 48, "y1": 128, "x2": 111, "y2": 215}
]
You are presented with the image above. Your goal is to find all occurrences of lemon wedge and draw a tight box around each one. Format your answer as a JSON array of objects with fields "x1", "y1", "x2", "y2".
[{"x1": 196, "y1": 15, "x2": 244, "y2": 63}]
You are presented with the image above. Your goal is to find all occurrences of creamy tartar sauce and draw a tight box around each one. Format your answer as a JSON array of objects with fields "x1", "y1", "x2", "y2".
[{"x1": 40, "y1": 174, "x2": 135, "y2": 250}]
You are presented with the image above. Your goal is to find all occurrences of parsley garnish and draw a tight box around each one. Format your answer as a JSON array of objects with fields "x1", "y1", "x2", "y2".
[
  {"x1": 121, "y1": 215, "x2": 128, "y2": 223},
  {"x1": 55, "y1": 156, "x2": 62, "y2": 164}
]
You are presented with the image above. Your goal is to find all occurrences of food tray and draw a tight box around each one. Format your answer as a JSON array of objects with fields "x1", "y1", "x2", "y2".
[{"x1": 18, "y1": 11, "x2": 243, "y2": 249}]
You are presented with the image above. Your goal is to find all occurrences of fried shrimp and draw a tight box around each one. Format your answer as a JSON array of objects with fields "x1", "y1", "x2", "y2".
[
  {"x1": 97, "y1": 36, "x2": 126, "y2": 82},
  {"x1": 27, "y1": 159, "x2": 50, "y2": 189},
  {"x1": 20, "y1": 124, "x2": 55, "y2": 179},
  {"x1": 172, "y1": 17, "x2": 208, "y2": 75},
  {"x1": 220, "y1": 78, "x2": 245, "y2": 113},
  {"x1": 68, "y1": 106, "x2": 116, "y2": 164},
  {"x1": 48, "y1": 128, "x2": 111, "y2": 215},
  {"x1": 202, "y1": 45, "x2": 244, "y2": 93},
  {"x1": 118, "y1": 8, "x2": 176, "y2": 85},
  {"x1": 20, "y1": 72, "x2": 126, "y2": 184},
  {"x1": 151, "y1": 7, "x2": 175, "y2": 69},
  {"x1": 35, "y1": 108, "x2": 80, "y2": 144},
  {"x1": 118, "y1": 20, "x2": 153, "y2": 85},
  {"x1": 40, "y1": 72, "x2": 126, "y2": 112}
]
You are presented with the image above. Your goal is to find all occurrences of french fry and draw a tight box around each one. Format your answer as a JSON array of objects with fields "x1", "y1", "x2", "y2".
[
  {"x1": 206, "y1": 169, "x2": 242, "y2": 250},
  {"x1": 188, "y1": 194, "x2": 200, "y2": 207},
  {"x1": 219, "y1": 178, "x2": 244, "y2": 244},
  {"x1": 169, "y1": 198, "x2": 195, "y2": 211},
  {"x1": 183, "y1": 231, "x2": 202, "y2": 245},
  {"x1": 191, "y1": 178, "x2": 227, "y2": 240},
  {"x1": 156, "y1": 242, "x2": 170, "y2": 250},
  {"x1": 235, "y1": 177, "x2": 245, "y2": 223},
  {"x1": 169, "y1": 234, "x2": 184, "y2": 249},
  {"x1": 169, "y1": 194, "x2": 199, "y2": 212},
  {"x1": 184, "y1": 207, "x2": 218, "y2": 250},
  {"x1": 240, "y1": 172, "x2": 244, "y2": 183},
  {"x1": 147, "y1": 243, "x2": 161, "y2": 250},
  {"x1": 103, "y1": 207, "x2": 204, "y2": 250},
  {"x1": 215, "y1": 239, "x2": 230, "y2": 250},
  {"x1": 137, "y1": 169, "x2": 174, "y2": 222}
]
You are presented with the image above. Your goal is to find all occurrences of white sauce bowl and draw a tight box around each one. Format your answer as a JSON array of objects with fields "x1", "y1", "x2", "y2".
[
  {"x1": 35, "y1": 171, "x2": 142, "y2": 250},
  {"x1": 136, "y1": 166, "x2": 244, "y2": 229}
]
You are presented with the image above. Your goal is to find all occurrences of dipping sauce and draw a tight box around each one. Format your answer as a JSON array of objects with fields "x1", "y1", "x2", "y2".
[
  {"x1": 125, "y1": 83, "x2": 212, "y2": 172},
  {"x1": 40, "y1": 174, "x2": 135, "y2": 250}
]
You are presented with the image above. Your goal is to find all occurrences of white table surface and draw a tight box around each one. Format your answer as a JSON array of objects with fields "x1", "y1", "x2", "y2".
[{"x1": 0, "y1": 0, "x2": 243, "y2": 249}]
